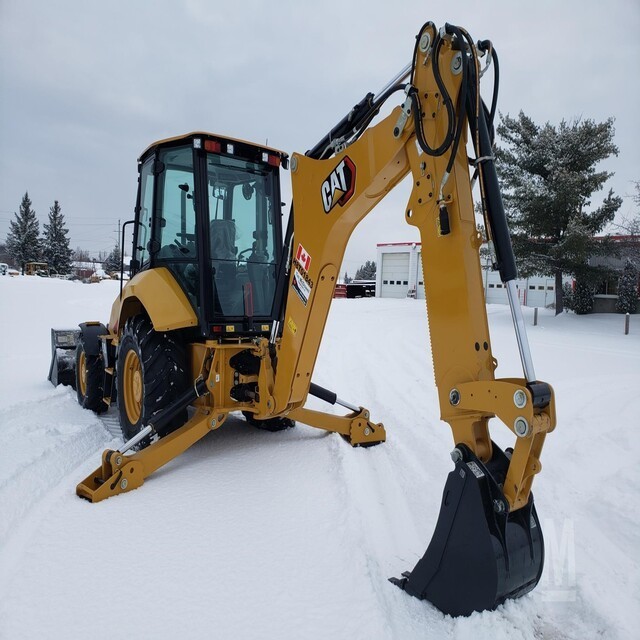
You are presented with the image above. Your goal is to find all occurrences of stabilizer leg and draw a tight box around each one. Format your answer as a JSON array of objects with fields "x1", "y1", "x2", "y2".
[
  {"x1": 76, "y1": 407, "x2": 222, "y2": 502},
  {"x1": 288, "y1": 405, "x2": 386, "y2": 446},
  {"x1": 287, "y1": 381, "x2": 386, "y2": 446}
]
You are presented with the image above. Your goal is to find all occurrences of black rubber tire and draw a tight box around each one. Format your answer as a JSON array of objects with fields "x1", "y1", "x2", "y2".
[
  {"x1": 242, "y1": 411, "x2": 296, "y2": 432},
  {"x1": 116, "y1": 316, "x2": 189, "y2": 448},
  {"x1": 75, "y1": 336, "x2": 108, "y2": 414}
]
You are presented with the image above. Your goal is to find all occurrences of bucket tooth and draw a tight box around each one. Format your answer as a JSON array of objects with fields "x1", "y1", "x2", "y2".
[{"x1": 390, "y1": 443, "x2": 544, "y2": 617}]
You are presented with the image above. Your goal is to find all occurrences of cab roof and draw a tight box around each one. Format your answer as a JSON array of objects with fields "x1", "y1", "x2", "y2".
[{"x1": 138, "y1": 131, "x2": 288, "y2": 163}]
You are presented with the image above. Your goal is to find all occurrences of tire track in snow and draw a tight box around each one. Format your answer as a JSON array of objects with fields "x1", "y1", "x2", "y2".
[
  {"x1": 326, "y1": 432, "x2": 451, "y2": 639},
  {"x1": 98, "y1": 406, "x2": 124, "y2": 440},
  {"x1": 0, "y1": 391, "x2": 112, "y2": 547}
]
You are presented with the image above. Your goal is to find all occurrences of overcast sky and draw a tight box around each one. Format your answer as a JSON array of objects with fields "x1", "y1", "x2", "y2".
[{"x1": 1, "y1": 0, "x2": 639, "y2": 272}]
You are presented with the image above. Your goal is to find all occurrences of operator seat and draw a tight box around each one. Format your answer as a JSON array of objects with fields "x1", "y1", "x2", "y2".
[
  {"x1": 247, "y1": 244, "x2": 274, "y2": 316},
  {"x1": 210, "y1": 219, "x2": 242, "y2": 315}
]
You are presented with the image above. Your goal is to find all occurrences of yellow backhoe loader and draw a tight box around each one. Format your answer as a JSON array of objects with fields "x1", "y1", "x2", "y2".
[{"x1": 49, "y1": 21, "x2": 556, "y2": 616}]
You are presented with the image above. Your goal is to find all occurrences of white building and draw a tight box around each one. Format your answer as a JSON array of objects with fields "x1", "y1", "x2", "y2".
[
  {"x1": 376, "y1": 242, "x2": 569, "y2": 308},
  {"x1": 483, "y1": 270, "x2": 561, "y2": 308},
  {"x1": 376, "y1": 242, "x2": 424, "y2": 299}
]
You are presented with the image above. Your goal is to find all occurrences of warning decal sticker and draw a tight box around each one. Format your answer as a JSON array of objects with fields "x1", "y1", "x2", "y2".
[{"x1": 292, "y1": 269, "x2": 311, "y2": 306}]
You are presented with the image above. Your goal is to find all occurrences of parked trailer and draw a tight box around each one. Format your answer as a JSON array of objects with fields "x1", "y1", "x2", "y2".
[{"x1": 347, "y1": 281, "x2": 376, "y2": 298}]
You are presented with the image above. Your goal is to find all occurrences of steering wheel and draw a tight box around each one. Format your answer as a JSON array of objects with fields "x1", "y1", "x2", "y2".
[
  {"x1": 174, "y1": 239, "x2": 191, "y2": 255},
  {"x1": 236, "y1": 247, "x2": 253, "y2": 266}
]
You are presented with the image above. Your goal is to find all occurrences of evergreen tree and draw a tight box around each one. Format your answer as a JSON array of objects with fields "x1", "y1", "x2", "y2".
[
  {"x1": 355, "y1": 260, "x2": 376, "y2": 280},
  {"x1": 343, "y1": 271, "x2": 352, "y2": 284},
  {"x1": 42, "y1": 200, "x2": 73, "y2": 274},
  {"x1": 562, "y1": 282, "x2": 574, "y2": 312},
  {"x1": 103, "y1": 244, "x2": 122, "y2": 273},
  {"x1": 5, "y1": 192, "x2": 41, "y2": 273},
  {"x1": 496, "y1": 113, "x2": 622, "y2": 314},
  {"x1": 616, "y1": 260, "x2": 639, "y2": 314},
  {"x1": 0, "y1": 242, "x2": 12, "y2": 267},
  {"x1": 573, "y1": 280, "x2": 594, "y2": 315}
]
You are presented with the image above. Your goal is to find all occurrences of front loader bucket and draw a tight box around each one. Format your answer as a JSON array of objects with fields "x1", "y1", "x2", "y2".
[
  {"x1": 391, "y1": 443, "x2": 544, "y2": 617},
  {"x1": 48, "y1": 328, "x2": 80, "y2": 388}
]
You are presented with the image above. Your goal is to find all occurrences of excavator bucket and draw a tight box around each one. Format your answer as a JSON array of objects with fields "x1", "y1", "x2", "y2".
[
  {"x1": 48, "y1": 328, "x2": 79, "y2": 388},
  {"x1": 391, "y1": 443, "x2": 544, "y2": 617}
]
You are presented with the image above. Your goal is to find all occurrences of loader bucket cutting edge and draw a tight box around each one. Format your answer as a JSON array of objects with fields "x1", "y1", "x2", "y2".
[{"x1": 390, "y1": 442, "x2": 544, "y2": 617}]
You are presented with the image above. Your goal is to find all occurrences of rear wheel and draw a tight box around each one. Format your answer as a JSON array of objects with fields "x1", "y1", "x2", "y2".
[
  {"x1": 75, "y1": 337, "x2": 107, "y2": 413},
  {"x1": 116, "y1": 316, "x2": 189, "y2": 448}
]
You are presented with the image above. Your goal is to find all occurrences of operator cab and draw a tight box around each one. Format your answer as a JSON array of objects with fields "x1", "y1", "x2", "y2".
[{"x1": 131, "y1": 132, "x2": 288, "y2": 338}]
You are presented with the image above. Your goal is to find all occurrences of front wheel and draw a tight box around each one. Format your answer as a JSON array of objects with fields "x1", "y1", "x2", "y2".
[
  {"x1": 75, "y1": 337, "x2": 107, "y2": 413},
  {"x1": 116, "y1": 316, "x2": 189, "y2": 448}
]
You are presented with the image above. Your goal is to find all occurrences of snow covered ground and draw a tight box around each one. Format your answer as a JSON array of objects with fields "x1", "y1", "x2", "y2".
[{"x1": 0, "y1": 275, "x2": 638, "y2": 640}]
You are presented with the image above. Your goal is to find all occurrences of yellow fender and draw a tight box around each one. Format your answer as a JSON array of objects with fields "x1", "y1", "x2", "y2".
[{"x1": 109, "y1": 267, "x2": 198, "y2": 334}]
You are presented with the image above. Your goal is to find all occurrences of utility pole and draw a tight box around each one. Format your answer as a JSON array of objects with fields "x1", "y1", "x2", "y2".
[{"x1": 117, "y1": 219, "x2": 121, "y2": 253}]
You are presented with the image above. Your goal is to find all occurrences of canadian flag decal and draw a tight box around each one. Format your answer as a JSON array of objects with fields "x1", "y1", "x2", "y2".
[{"x1": 296, "y1": 243, "x2": 311, "y2": 272}]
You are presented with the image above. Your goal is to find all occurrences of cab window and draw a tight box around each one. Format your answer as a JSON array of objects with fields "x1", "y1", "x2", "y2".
[
  {"x1": 135, "y1": 158, "x2": 154, "y2": 267},
  {"x1": 154, "y1": 145, "x2": 200, "y2": 310},
  {"x1": 206, "y1": 153, "x2": 278, "y2": 318}
]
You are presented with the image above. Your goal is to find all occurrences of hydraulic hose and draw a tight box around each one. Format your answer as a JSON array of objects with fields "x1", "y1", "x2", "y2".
[
  {"x1": 307, "y1": 82, "x2": 408, "y2": 161},
  {"x1": 477, "y1": 40, "x2": 499, "y2": 137},
  {"x1": 410, "y1": 33, "x2": 455, "y2": 158}
]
